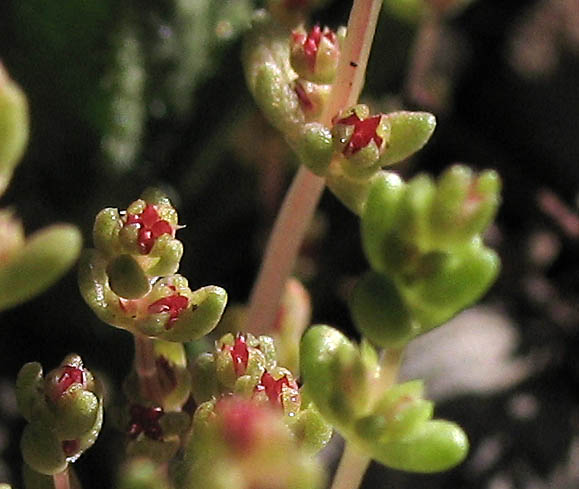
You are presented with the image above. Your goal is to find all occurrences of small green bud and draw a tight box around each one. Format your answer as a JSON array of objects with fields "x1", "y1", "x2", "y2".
[
  {"x1": 377, "y1": 111, "x2": 436, "y2": 167},
  {"x1": 349, "y1": 271, "x2": 417, "y2": 349},
  {"x1": 0, "y1": 225, "x2": 82, "y2": 312},
  {"x1": 0, "y1": 63, "x2": 28, "y2": 196}
]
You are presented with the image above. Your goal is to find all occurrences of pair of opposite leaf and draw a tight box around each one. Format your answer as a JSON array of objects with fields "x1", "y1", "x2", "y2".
[
  {"x1": 301, "y1": 325, "x2": 468, "y2": 473},
  {"x1": 78, "y1": 189, "x2": 227, "y2": 342},
  {"x1": 351, "y1": 166, "x2": 501, "y2": 349},
  {"x1": 0, "y1": 64, "x2": 81, "y2": 312}
]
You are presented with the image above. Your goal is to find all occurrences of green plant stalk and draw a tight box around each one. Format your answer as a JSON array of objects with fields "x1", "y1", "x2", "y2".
[{"x1": 246, "y1": 0, "x2": 384, "y2": 335}]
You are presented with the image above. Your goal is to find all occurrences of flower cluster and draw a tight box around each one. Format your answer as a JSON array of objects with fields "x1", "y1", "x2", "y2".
[
  {"x1": 16, "y1": 355, "x2": 103, "y2": 475},
  {"x1": 79, "y1": 189, "x2": 227, "y2": 342},
  {"x1": 191, "y1": 332, "x2": 332, "y2": 452}
]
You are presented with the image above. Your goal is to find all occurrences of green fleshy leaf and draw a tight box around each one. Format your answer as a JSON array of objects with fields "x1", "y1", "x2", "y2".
[
  {"x1": 361, "y1": 172, "x2": 406, "y2": 273},
  {"x1": 378, "y1": 111, "x2": 436, "y2": 166},
  {"x1": 394, "y1": 173, "x2": 436, "y2": 250},
  {"x1": 78, "y1": 249, "x2": 133, "y2": 331},
  {"x1": 403, "y1": 241, "x2": 500, "y2": 331},
  {"x1": 371, "y1": 420, "x2": 469, "y2": 473},
  {"x1": 53, "y1": 389, "x2": 99, "y2": 440},
  {"x1": 429, "y1": 166, "x2": 501, "y2": 250},
  {"x1": 21, "y1": 423, "x2": 66, "y2": 475},
  {"x1": 0, "y1": 64, "x2": 28, "y2": 196},
  {"x1": 300, "y1": 325, "x2": 371, "y2": 428},
  {"x1": 106, "y1": 254, "x2": 151, "y2": 299},
  {"x1": 191, "y1": 353, "x2": 219, "y2": 404},
  {"x1": 0, "y1": 225, "x2": 82, "y2": 311},
  {"x1": 16, "y1": 362, "x2": 43, "y2": 422},
  {"x1": 326, "y1": 169, "x2": 384, "y2": 216},
  {"x1": 93, "y1": 208, "x2": 122, "y2": 256},
  {"x1": 146, "y1": 234, "x2": 183, "y2": 277},
  {"x1": 242, "y1": 12, "x2": 304, "y2": 138},
  {"x1": 160, "y1": 285, "x2": 227, "y2": 342},
  {"x1": 292, "y1": 123, "x2": 333, "y2": 176},
  {"x1": 349, "y1": 271, "x2": 416, "y2": 349}
]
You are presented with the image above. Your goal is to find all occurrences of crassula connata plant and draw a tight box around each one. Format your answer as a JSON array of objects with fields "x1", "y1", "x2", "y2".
[{"x1": 1, "y1": 0, "x2": 503, "y2": 488}]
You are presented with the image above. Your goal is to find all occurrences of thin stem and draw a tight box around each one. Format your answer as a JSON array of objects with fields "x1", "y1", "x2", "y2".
[
  {"x1": 53, "y1": 469, "x2": 70, "y2": 489},
  {"x1": 134, "y1": 335, "x2": 163, "y2": 404},
  {"x1": 246, "y1": 167, "x2": 325, "y2": 335},
  {"x1": 330, "y1": 442, "x2": 372, "y2": 489},
  {"x1": 246, "y1": 0, "x2": 384, "y2": 335}
]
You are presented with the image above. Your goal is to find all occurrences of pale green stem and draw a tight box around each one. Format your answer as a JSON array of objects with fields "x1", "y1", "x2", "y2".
[
  {"x1": 330, "y1": 442, "x2": 372, "y2": 489},
  {"x1": 53, "y1": 469, "x2": 70, "y2": 489},
  {"x1": 332, "y1": 346, "x2": 404, "y2": 489},
  {"x1": 134, "y1": 335, "x2": 164, "y2": 404},
  {"x1": 246, "y1": 0, "x2": 384, "y2": 335}
]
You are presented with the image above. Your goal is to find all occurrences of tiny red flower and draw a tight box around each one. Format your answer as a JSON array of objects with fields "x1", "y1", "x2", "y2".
[
  {"x1": 125, "y1": 204, "x2": 174, "y2": 254},
  {"x1": 148, "y1": 290, "x2": 189, "y2": 329},
  {"x1": 223, "y1": 334, "x2": 250, "y2": 377},
  {"x1": 52, "y1": 365, "x2": 85, "y2": 399},
  {"x1": 335, "y1": 112, "x2": 384, "y2": 157},
  {"x1": 255, "y1": 372, "x2": 298, "y2": 407}
]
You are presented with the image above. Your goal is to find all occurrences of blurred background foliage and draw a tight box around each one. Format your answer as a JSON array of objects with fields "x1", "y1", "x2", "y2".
[{"x1": 0, "y1": 0, "x2": 578, "y2": 488}]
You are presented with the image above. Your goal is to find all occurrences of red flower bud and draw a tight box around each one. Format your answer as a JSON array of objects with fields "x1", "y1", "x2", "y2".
[{"x1": 291, "y1": 25, "x2": 341, "y2": 83}]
